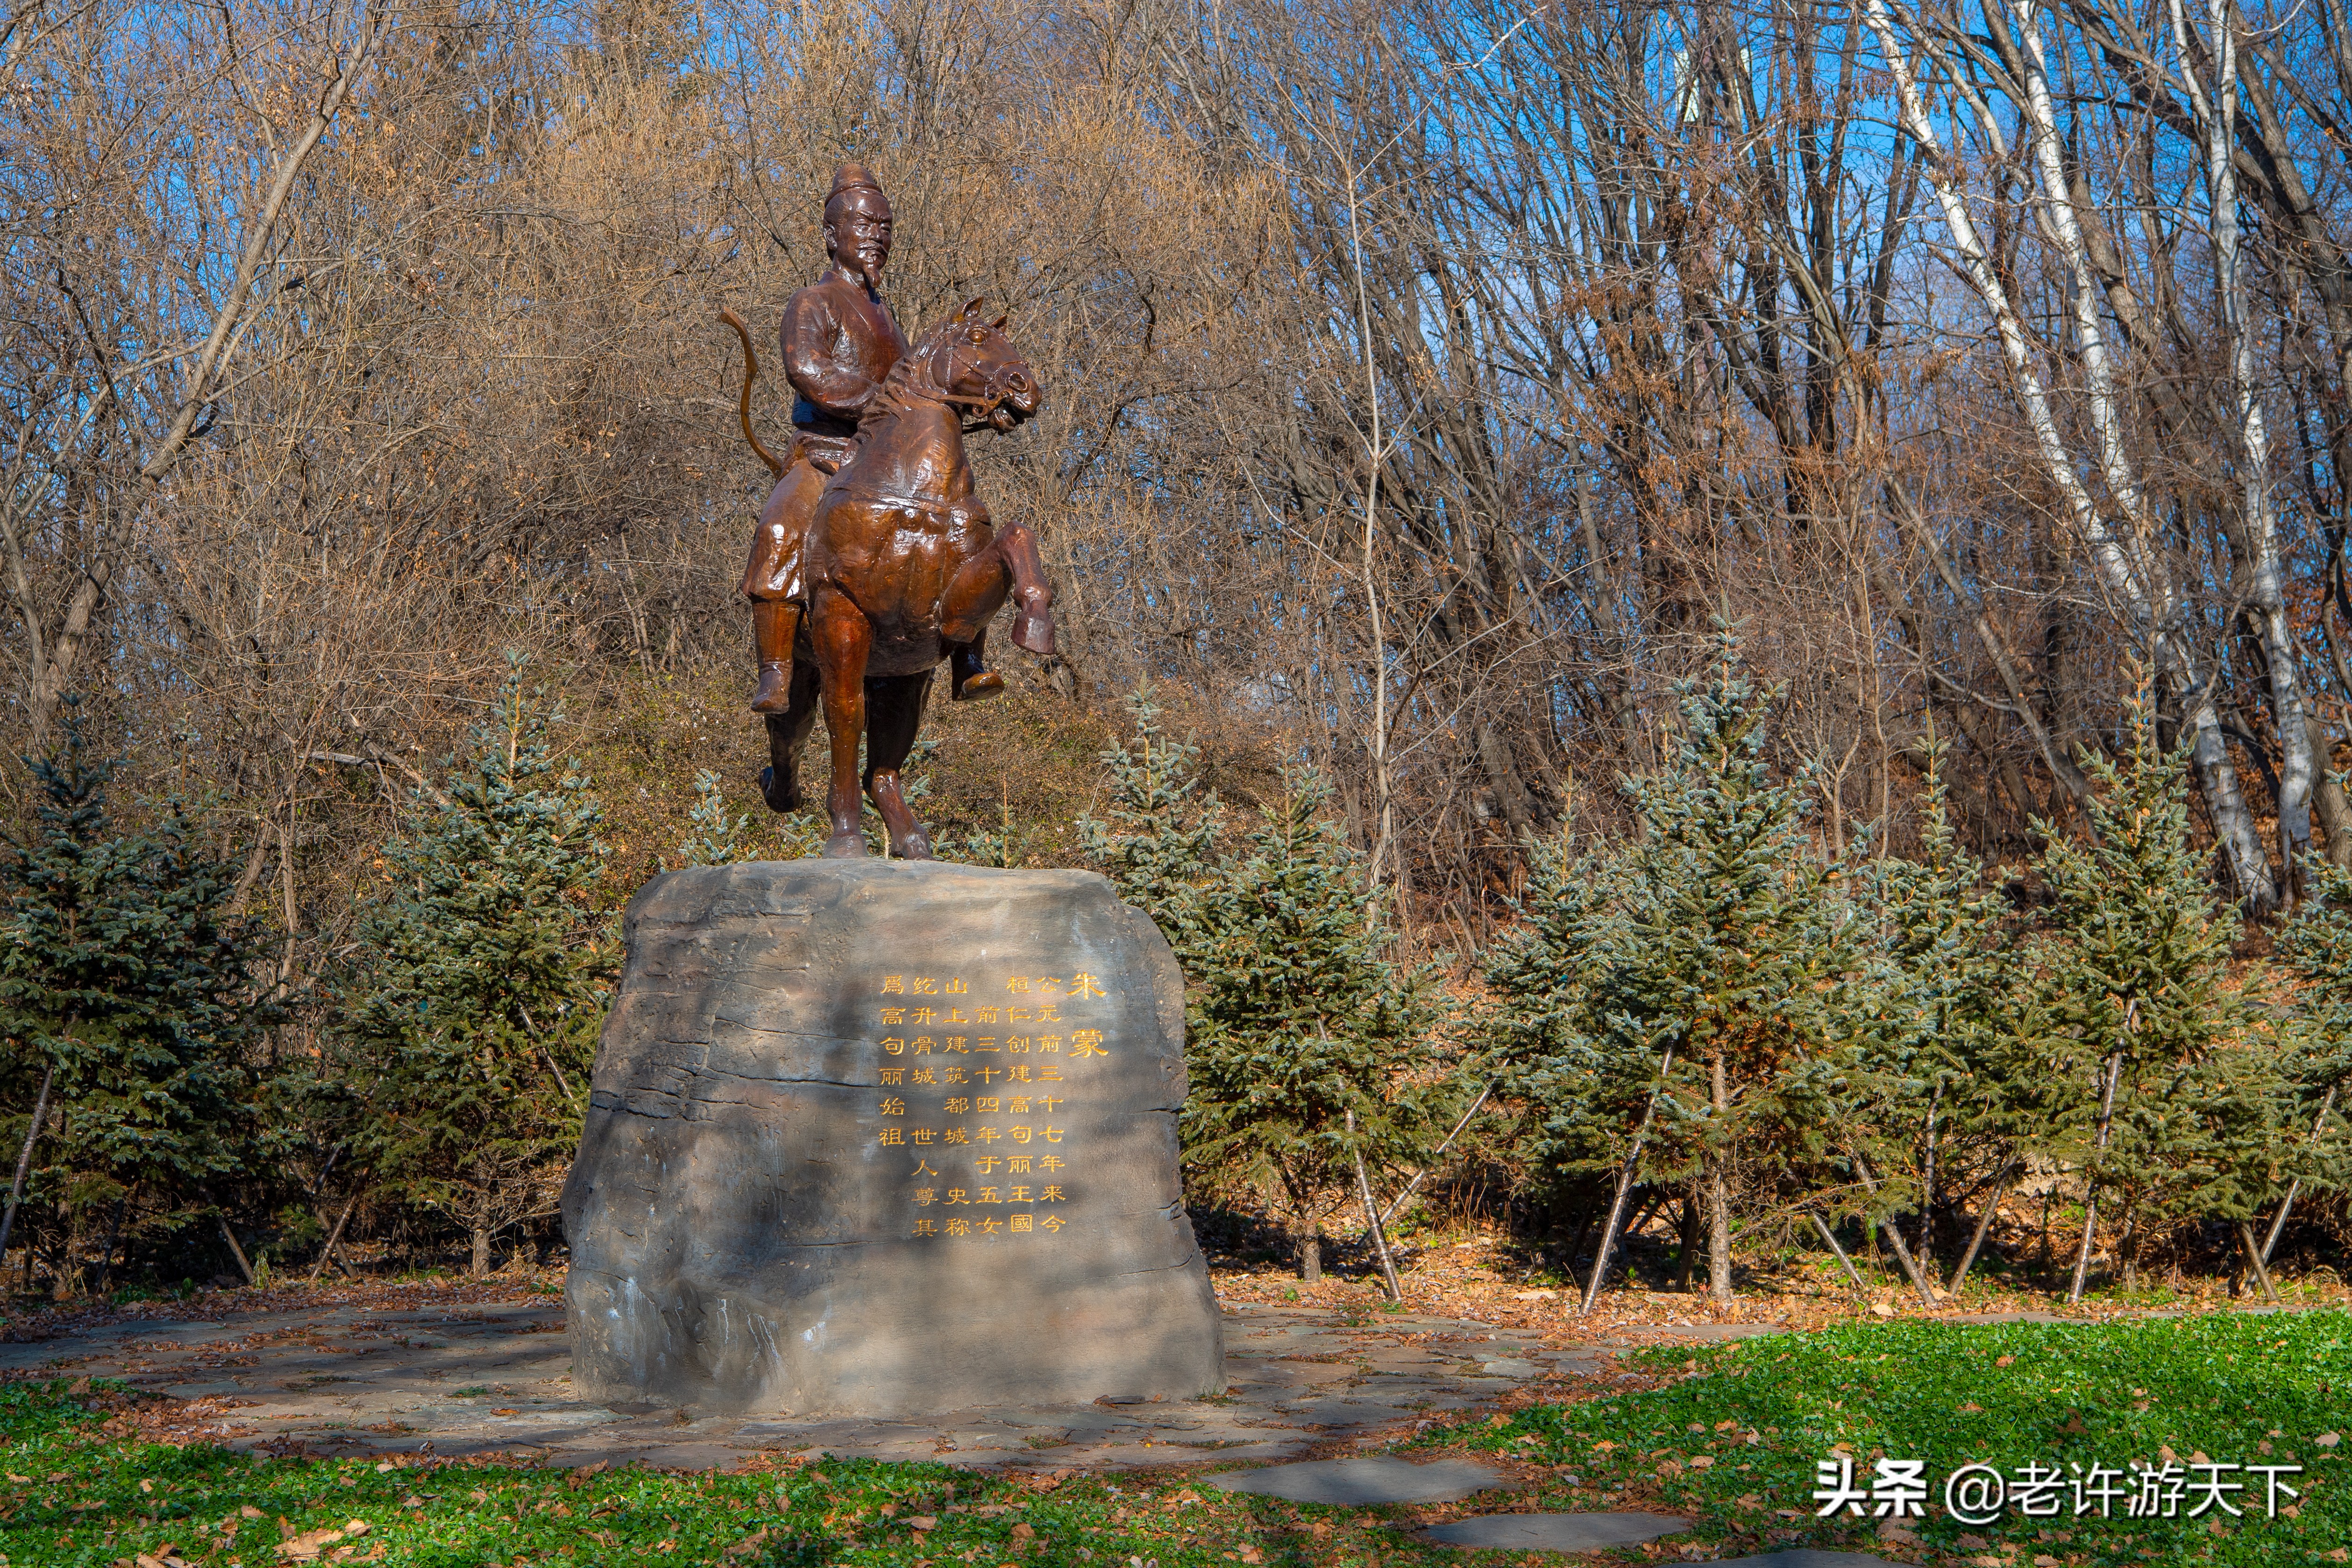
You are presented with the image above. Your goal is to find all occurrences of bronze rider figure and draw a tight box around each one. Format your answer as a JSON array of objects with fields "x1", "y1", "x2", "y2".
[{"x1": 736, "y1": 163, "x2": 1005, "y2": 717}]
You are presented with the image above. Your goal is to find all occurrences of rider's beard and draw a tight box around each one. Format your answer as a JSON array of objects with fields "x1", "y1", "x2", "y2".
[{"x1": 858, "y1": 251, "x2": 885, "y2": 294}]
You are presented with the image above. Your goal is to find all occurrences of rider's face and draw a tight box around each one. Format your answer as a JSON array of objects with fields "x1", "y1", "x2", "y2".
[{"x1": 827, "y1": 191, "x2": 894, "y2": 286}]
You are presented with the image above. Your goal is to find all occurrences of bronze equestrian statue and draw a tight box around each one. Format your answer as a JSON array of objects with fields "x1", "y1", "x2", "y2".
[{"x1": 722, "y1": 163, "x2": 1052, "y2": 859}]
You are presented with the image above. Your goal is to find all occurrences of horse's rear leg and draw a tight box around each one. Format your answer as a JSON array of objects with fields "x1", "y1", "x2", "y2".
[
  {"x1": 759, "y1": 658, "x2": 821, "y2": 813},
  {"x1": 938, "y1": 549, "x2": 1009, "y2": 700},
  {"x1": 863, "y1": 672, "x2": 936, "y2": 860},
  {"x1": 810, "y1": 589, "x2": 874, "y2": 858},
  {"x1": 947, "y1": 628, "x2": 1003, "y2": 702}
]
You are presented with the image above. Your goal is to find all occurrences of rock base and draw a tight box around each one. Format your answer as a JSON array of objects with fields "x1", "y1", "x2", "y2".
[{"x1": 561, "y1": 860, "x2": 1223, "y2": 1417}]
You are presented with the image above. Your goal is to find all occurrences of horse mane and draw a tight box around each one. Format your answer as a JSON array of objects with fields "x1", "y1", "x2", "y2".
[{"x1": 858, "y1": 315, "x2": 964, "y2": 432}]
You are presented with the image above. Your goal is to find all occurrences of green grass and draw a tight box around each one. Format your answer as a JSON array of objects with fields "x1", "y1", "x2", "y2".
[
  {"x1": 0, "y1": 1382, "x2": 1431, "y2": 1568},
  {"x1": 7, "y1": 1313, "x2": 2349, "y2": 1566},
  {"x1": 1458, "y1": 1308, "x2": 2352, "y2": 1565}
]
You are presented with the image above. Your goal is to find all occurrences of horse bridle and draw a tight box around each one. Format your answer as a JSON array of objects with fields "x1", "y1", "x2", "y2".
[{"x1": 932, "y1": 332, "x2": 1027, "y2": 431}]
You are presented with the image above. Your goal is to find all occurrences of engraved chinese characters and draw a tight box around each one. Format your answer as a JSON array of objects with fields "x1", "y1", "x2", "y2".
[
  {"x1": 872, "y1": 971, "x2": 1104, "y2": 1238},
  {"x1": 561, "y1": 861, "x2": 1222, "y2": 1417}
]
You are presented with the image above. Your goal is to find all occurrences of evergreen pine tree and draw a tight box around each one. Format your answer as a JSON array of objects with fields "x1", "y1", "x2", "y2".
[
  {"x1": 670, "y1": 768, "x2": 753, "y2": 867},
  {"x1": 1083, "y1": 697, "x2": 1457, "y2": 1281},
  {"x1": 332, "y1": 660, "x2": 614, "y2": 1275},
  {"x1": 1494, "y1": 635, "x2": 1867, "y2": 1303},
  {"x1": 2028, "y1": 689, "x2": 2284, "y2": 1293},
  {"x1": 1849, "y1": 736, "x2": 2026, "y2": 1287},
  {"x1": 0, "y1": 713, "x2": 278, "y2": 1294},
  {"x1": 2266, "y1": 853, "x2": 2352, "y2": 1257},
  {"x1": 1181, "y1": 769, "x2": 1461, "y2": 1281},
  {"x1": 1486, "y1": 831, "x2": 1645, "y2": 1205},
  {"x1": 1077, "y1": 688, "x2": 1225, "y2": 970}
]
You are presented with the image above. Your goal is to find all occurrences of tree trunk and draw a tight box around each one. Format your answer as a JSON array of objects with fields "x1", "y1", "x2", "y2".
[
  {"x1": 1676, "y1": 1189, "x2": 1698, "y2": 1293},
  {"x1": 470, "y1": 1221, "x2": 493, "y2": 1278},
  {"x1": 1705, "y1": 1166, "x2": 1732, "y2": 1303},
  {"x1": 1863, "y1": 0, "x2": 2282, "y2": 910},
  {"x1": 2305, "y1": 719, "x2": 2352, "y2": 868},
  {"x1": 1562, "y1": 1207, "x2": 1598, "y2": 1290},
  {"x1": 0, "y1": 1061, "x2": 56, "y2": 1268},
  {"x1": 1916, "y1": 1083, "x2": 1942, "y2": 1271},
  {"x1": 2176, "y1": 0, "x2": 2315, "y2": 878},
  {"x1": 53, "y1": 1206, "x2": 84, "y2": 1300},
  {"x1": 1706, "y1": 1054, "x2": 1733, "y2": 1303},
  {"x1": 1296, "y1": 1227, "x2": 1322, "y2": 1284},
  {"x1": 95, "y1": 1193, "x2": 127, "y2": 1295}
]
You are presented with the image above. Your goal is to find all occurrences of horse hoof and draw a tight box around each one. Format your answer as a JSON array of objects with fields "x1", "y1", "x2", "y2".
[
  {"x1": 758, "y1": 766, "x2": 803, "y2": 814},
  {"x1": 1010, "y1": 611, "x2": 1056, "y2": 657},
  {"x1": 894, "y1": 833, "x2": 935, "y2": 861},
  {"x1": 823, "y1": 833, "x2": 868, "y2": 858},
  {"x1": 952, "y1": 671, "x2": 1005, "y2": 702}
]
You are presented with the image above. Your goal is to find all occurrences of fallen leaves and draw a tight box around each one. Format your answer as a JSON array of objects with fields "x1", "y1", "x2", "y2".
[{"x1": 276, "y1": 1521, "x2": 360, "y2": 1563}]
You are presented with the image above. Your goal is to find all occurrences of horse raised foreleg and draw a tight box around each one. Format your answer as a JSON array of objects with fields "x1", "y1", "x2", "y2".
[
  {"x1": 995, "y1": 521, "x2": 1056, "y2": 656},
  {"x1": 810, "y1": 587, "x2": 874, "y2": 857},
  {"x1": 863, "y1": 672, "x2": 936, "y2": 860}
]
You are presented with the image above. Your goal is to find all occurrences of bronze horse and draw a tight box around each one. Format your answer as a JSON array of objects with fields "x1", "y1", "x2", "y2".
[{"x1": 725, "y1": 298, "x2": 1051, "y2": 858}]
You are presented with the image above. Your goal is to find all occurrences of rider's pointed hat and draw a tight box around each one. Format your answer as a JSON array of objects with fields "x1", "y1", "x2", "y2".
[{"x1": 829, "y1": 162, "x2": 884, "y2": 200}]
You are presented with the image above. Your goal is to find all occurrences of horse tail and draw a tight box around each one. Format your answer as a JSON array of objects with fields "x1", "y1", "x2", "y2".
[{"x1": 719, "y1": 307, "x2": 786, "y2": 477}]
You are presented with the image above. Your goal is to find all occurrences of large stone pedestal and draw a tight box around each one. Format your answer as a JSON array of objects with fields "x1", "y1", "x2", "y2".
[{"x1": 561, "y1": 860, "x2": 1224, "y2": 1417}]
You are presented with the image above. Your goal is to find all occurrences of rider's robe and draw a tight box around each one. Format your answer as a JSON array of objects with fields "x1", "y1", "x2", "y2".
[{"x1": 741, "y1": 270, "x2": 910, "y2": 603}]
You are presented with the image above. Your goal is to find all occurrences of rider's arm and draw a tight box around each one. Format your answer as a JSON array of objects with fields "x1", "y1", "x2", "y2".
[{"x1": 781, "y1": 289, "x2": 881, "y2": 423}]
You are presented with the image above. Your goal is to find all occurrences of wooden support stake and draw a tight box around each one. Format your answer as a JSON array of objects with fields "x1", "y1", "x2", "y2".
[
  {"x1": 2240, "y1": 1221, "x2": 2282, "y2": 1306},
  {"x1": 1809, "y1": 1213, "x2": 1868, "y2": 1297},
  {"x1": 1579, "y1": 1045, "x2": 1675, "y2": 1318},
  {"x1": 1946, "y1": 1157, "x2": 2017, "y2": 1298},
  {"x1": 1346, "y1": 1110, "x2": 1402, "y2": 1303},
  {"x1": 309, "y1": 1191, "x2": 363, "y2": 1284}
]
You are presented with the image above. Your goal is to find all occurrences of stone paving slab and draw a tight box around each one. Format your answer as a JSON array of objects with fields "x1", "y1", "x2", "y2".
[
  {"x1": 0, "y1": 1297, "x2": 1609, "y2": 1472},
  {"x1": 1206, "y1": 1455, "x2": 1507, "y2": 1504},
  {"x1": 1423, "y1": 1511, "x2": 1689, "y2": 1551}
]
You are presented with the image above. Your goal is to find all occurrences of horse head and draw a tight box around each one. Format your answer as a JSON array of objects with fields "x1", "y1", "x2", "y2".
[{"x1": 925, "y1": 298, "x2": 1040, "y2": 433}]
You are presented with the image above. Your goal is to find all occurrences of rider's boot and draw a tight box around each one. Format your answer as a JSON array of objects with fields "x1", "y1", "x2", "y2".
[
  {"x1": 748, "y1": 600, "x2": 799, "y2": 714},
  {"x1": 949, "y1": 629, "x2": 1005, "y2": 702}
]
